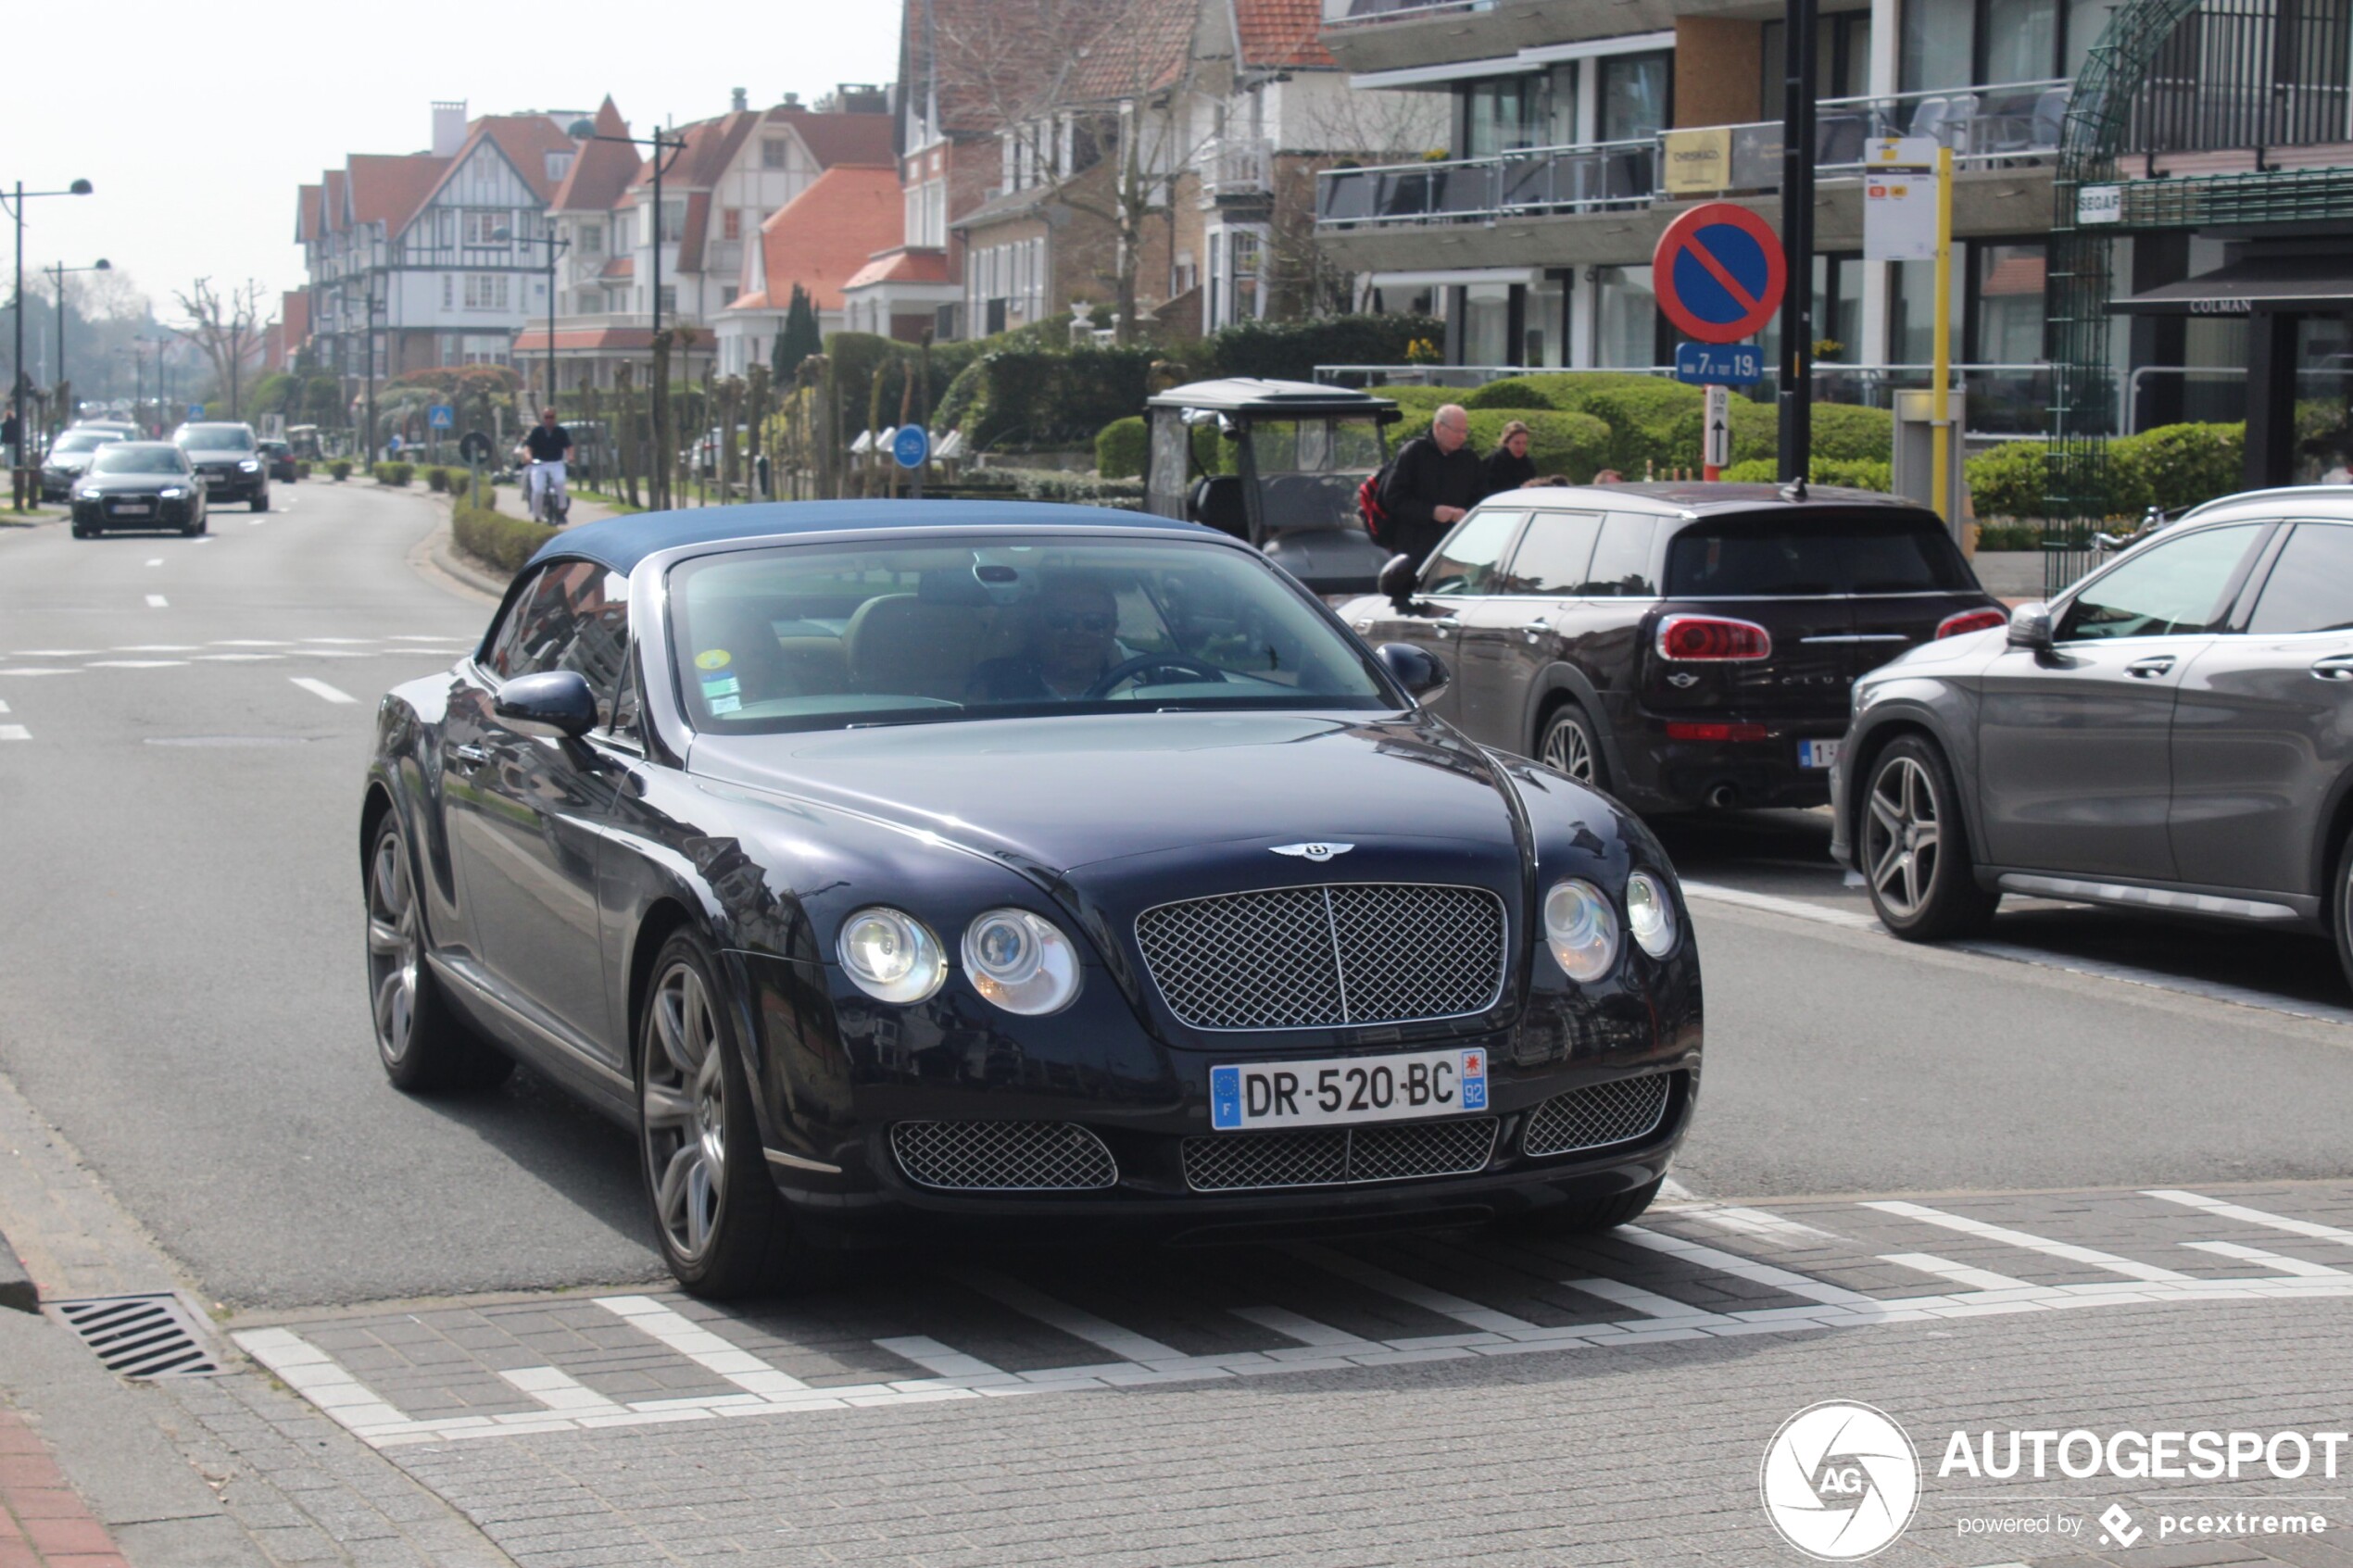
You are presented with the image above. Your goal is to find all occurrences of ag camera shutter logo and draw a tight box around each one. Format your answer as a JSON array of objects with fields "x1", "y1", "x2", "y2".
[{"x1": 1761, "y1": 1401, "x2": 1922, "y2": 1560}]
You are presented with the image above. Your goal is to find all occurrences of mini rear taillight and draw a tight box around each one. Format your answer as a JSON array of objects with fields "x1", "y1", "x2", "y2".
[
  {"x1": 1936, "y1": 608, "x2": 2008, "y2": 639},
  {"x1": 1655, "y1": 615, "x2": 1773, "y2": 661},
  {"x1": 1666, "y1": 721, "x2": 1770, "y2": 743}
]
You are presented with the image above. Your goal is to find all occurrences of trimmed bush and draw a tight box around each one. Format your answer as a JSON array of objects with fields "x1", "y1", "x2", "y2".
[
  {"x1": 423, "y1": 466, "x2": 451, "y2": 493},
  {"x1": 1197, "y1": 315, "x2": 1443, "y2": 383},
  {"x1": 452, "y1": 501, "x2": 557, "y2": 574},
  {"x1": 1809, "y1": 403, "x2": 1897, "y2": 462},
  {"x1": 1461, "y1": 377, "x2": 1560, "y2": 411},
  {"x1": 1096, "y1": 417, "x2": 1148, "y2": 481},
  {"x1": 329, "y1": 459, "x2": 352, "y2": 481},
  {"x1": 294, "y1": 461, "x2": 311, "y2": 479},
  {"x1": 1964, "y1": 440, "x2": 2051, "y2": 519},
  {"x1": 1975, "y1": 522, "x2": 2045, "y2": 551},
  {"x1": 971, "y1": 347, "x2": 1156, "y2": 449},
  {"x1": 372, "y1": 461, "x2": 414, "y2": 487},
  {"x1": 1719, "y1": 457, "x2": 1895, "y2": 492},
  {"x1": 1963, "y1": 424, "x2": 2244, "y2": 521}
]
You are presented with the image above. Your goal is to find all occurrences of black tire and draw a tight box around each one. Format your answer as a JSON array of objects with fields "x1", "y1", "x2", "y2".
[
  {"x1": 1857, "y1": 735, "x2": 1998, "y2": 939},
  {"x1": 250, "y1": 490, "x2": 270, "y2": 513},
  {"x1": 1537, "y1": 702, "x2": 1608, "y2": 790},
  {"x1": 635, "y1": 930, "x2": 836, "y2": 1298},
  {"x1": 365, "y1": 814, "x2": 512, "y2": 1092},
  {"x1": 2332, "y1": 839, "x2": 2353, "y2": 1000},
  {"x1": 69, "y1": 521, "x2": 91, "y2": 539},
  {"x1": 181, "y1": 514, "x2": 201, "y2": 537},
  {"x1": 1506, "y1": 1175, "x2": 1662, "y2": 1237}
]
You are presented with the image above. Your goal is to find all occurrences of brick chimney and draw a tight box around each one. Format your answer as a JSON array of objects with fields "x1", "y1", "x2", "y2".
[{"x1": 431, "y1": 100, "x2": 466, "y2": 158}]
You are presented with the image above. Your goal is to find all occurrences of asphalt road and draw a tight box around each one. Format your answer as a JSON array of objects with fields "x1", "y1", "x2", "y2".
[{"x1": 1, "y1": 486, "x2": 2350, "y2": 1312}]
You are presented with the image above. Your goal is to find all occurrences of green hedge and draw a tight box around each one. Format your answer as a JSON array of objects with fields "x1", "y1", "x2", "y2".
[
  {"x1": 1964, "y1": 423, "x2": 2246, "y2": 520},
  {"x1": 452, "y1": 501, "x2": 557, "y2": 574},
  {"x1": 329, "y1": 459, "x2": 352, "y2": 481},
  {"x1": 1461, "y1": 377, "x2": 1559, "y2": 411},
  {"x1": 372, "y1": 461, "x2": 414, "y2": 487},
  {"x1": 972, "y1": 347, "x2": 1156, "y2": 449},
  {"x1": 1194, "y1": 315, "x2": 1443, "y2": 383},
  {"x1": 422, "y1": 466, "x2": 453, "y2": 493},
  {"x1": 1097, "y1": 417, "x2": 1149, "y2": 481},
  {"x1": 1720, "y1": 457, "x2": 1895, "y2": 491}
]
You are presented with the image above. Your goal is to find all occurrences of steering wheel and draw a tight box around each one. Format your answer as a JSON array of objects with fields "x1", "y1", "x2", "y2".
[{"x1": 1084, "y1": 654, "x2": 1232, "y2": 699}]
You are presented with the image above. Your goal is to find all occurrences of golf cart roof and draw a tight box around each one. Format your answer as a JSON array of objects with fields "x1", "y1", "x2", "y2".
[{"x1": 1145, "y1": 378, "x2": 1400, "y2": 421}]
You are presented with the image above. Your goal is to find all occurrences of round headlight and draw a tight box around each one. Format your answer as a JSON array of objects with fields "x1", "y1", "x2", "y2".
[
  {"x1": 1542, "y1": 878, "x2": 1619, "y2": 983},
  {"x1": 1626, "y1": 872, "x2": 1677, "y2": 959},
  {"x1": 837, "y1": 907, "x2": 945, "y2": 1004},
  {"x1": 962, "y1": 909, "x2": 1082, "y2": 1015}
]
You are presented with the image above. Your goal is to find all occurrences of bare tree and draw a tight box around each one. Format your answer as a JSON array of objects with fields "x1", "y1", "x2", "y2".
[
  {"x1": 1269, "y1": 82, "x2": 1450, "y2": 316},
  {"x1": 171, "y1": 278, "x2": 271, "y2": 419}
]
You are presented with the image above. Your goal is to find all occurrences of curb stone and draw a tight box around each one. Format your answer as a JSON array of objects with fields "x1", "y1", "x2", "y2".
[{"x1": 0, "y1": 1223, "x2": 32, "y2": 1312}]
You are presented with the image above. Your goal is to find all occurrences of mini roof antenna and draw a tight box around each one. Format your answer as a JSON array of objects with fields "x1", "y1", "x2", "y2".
[{"x1": 1780, "y1": 477, "x2": 1808, "y2": 501}]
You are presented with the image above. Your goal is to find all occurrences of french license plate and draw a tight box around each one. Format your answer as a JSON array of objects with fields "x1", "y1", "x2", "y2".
[
  {"x1": 1797, "y1": 738, "x2": 1841, "y2": 770},
  {"x1": 112, "y1": 502, "x2": 152, "y2": 515},
  {"x1": 1210, "y1": 1047, "x2": 1489, "y2": 1132}
]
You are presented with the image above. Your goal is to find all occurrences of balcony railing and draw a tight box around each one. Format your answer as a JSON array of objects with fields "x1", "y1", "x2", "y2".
[
  {"x1": 1199, "y1": 136, "x2": 1275, "y2": 202},
  {"x1": 1318, "y1": 139, "x2": 1654, "y2": 227},
  {"x1": 1317, "y1": 82, "x2": 2068, "y2": 230},
  {"x1": 2128, "y1": 0, "x2": 2353, "y2": 154}
]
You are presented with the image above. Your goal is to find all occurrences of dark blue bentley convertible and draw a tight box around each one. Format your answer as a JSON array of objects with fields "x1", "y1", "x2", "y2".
[{"x1": 360, "y1": 502, "x2": 1703, "y2": 1296}]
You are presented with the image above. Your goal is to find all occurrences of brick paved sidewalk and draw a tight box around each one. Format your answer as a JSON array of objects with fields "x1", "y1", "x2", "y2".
[{"x1": 0, "y1": 1409, "x2": 126, "y2": 1568}]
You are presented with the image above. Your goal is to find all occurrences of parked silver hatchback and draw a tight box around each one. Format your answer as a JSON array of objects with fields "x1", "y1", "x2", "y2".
[{"x1": 1831, "y1": 486, "x2": 2353, "y2": 987}]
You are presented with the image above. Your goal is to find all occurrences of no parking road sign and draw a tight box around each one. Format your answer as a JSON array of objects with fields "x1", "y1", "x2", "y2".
[{"x1": 1653, "y1": 203, "x2": 1786, "y2": 345}]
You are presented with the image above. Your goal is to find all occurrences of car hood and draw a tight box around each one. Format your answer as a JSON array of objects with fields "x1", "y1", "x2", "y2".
[{"x1": 687, "y1": 709, "x2": 1528, "y2": 879}]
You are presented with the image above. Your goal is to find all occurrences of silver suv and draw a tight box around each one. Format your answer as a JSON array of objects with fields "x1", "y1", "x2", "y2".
[{"x1": 1831, "y1": 486, "x2": 2353, "y2": 986}]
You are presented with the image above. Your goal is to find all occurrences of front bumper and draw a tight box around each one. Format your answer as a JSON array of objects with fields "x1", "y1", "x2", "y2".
[
  {"x1": 75, "y1": 495, "x2": 197, "y2": 528},
  {"x1": 197, "y1": 469, "x2": 263, "y2": 500}
]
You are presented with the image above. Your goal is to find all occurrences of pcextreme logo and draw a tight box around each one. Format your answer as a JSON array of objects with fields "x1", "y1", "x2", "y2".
[{"x1": 1761, "y1": 1401, "x2": 1923, "y2": 1561}]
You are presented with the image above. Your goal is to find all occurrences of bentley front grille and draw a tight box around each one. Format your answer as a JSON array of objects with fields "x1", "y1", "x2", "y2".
[
  {"x1": 1182, "y1": 1117, "x2": 1499, "y2": 1192},
  {"x1": 1520, "y1": 1074, "x2": 1672, "y2": 1159},
  {"x1": 1137, "y1": 883, "x2": 1505, "y2": 1031},
  {"x1": 890, "y1": 1121, "x2": 1119, "y2": 1192}
]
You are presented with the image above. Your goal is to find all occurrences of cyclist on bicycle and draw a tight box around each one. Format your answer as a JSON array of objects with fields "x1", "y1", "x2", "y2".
[{"x1": 522, "y1": 407, "x2": 573, "y2": 523}]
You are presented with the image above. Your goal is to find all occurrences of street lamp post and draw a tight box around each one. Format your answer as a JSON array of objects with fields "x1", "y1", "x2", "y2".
[
  {"x1": 46, "y1": 258, "x2": 109, "y2": 433},
  {"x1": 4, "y1": 176, "x2": 94, "y2": 509},
  {"x1": 567, "y1": 119, "x2": 683, "y2": 504}
]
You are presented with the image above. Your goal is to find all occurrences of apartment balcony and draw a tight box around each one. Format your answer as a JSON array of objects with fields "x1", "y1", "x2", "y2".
[
  {"x1": 1198, "y1": 137, "x2": 1275, "y2": 206},
  {"x1": 1317, "y1": 0, "x2": 1758, "y2": 76}
]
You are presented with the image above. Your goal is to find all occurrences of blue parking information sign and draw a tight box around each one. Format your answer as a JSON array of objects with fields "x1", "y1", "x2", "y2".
[
  {"x1": 890, "y1": 425, "x2": 930, "y2": 470},
  {"x1": 427, "y1": 404, "x2": 454, "y2": 430},
  {"x1": 1676, "y1": 343, "x2": 1764, "y2": 386}
]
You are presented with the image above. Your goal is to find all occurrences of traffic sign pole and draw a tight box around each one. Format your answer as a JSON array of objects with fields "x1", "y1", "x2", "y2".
[
  {"x1": 1703, "y1": 384, "x2": 1730, "y2": 482},
  {"x1": 1929, "y1": 144, "x2": 1955, "y2": 524},
  {"x1": 1776, "y1": 0, "x2": 1818, "y2": 485}
]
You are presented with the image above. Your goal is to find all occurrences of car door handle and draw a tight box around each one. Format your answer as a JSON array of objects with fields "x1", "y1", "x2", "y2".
[
  {"x1": 451, "y1": 744, "x2": 488, "y2": 765},
  {"x1": 2126, "y1": 655, "x2": 2177, "y2": 678},
  {"x1": 1522, "y1": 621, "x2": 1552, "y2": 635},
  {"x1": 2313, "y1": 656, "x2": 2353, "y2": 681},
  {"x1": 1431, "y1": 616, "x2": 1461, "y2": 634}
]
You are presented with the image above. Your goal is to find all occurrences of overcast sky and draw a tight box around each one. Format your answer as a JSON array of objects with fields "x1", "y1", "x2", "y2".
[{"x1": 4, "y1": 0, "x2": 904, "y2": 327}]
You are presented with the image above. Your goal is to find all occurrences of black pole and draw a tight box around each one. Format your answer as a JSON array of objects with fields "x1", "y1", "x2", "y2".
[
  {"x1": 1776, "y1": 0, "x2": 1818, "y2": 484},
  {"x1": 547, "y1": 233, "x2": 557, "y2": 408},
  {"x1": 12, "y1": 182, "x2": 23, "y2": 509}
]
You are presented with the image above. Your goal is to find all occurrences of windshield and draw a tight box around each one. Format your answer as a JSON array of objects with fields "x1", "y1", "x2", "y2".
[
  {"x1": 91, "y1": 446, "x2": 189, "y2": 475},
  {"x1": 1664, "y1": 509, "x2": 1977, "y2": 596},
  {"x1": 1250, "y1": 419, "x2": 1389, "y2": 535},
  {"x1": 667, "y1": 535, "x2": 1393, "y2": 733},
  {"x1": 55, "y1": 431, "x2": 120, "y2": 454},
  {"x1": 175, "y1": 424, "x2": 254, "y2": 452}
]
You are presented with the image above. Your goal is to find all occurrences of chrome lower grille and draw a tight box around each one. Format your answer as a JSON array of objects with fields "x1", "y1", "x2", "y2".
[
  {"x1": 1137, "y1": 883, "x2": 1505, "y2": 1031},
  {"x1": 1521, "y1": 1075, "x2": 1672, "y2": 1159},
  {"x1": 1183, "y1": 1117, "x2": 1498, "y2": 1192},
  {"x1": 890, "y1": 1121, "x2": 1118, "y2": 1192}
]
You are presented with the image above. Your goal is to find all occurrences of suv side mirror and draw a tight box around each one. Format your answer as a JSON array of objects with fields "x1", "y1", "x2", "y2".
[
  {"x1": 495, "y1": 670, "x2": 598, "y2": 738},
  {"x1": 2006, "y1": 601, "x2": 2054, "y2": 654},
  {"x1": 1376, "y1": 642, "x2": 1451, "y2": 702},
  {"x1": 1378, "y1": 552, "x2": 1419, "y2": 608}
]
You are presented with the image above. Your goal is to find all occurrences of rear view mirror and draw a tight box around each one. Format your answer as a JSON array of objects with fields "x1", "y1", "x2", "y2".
[
  {"x1": 1378, "y1": 553, "x2": 1418, "y2": 608},
  {"x1": 495, "y1": 670, "x2": 598, "y2": 738},
  {"x1": 1376, "y1": 642, "x2": 1451, "y2": 703},
  {"x1": 2006, "y1": 601, "x2": 2054, "y2": 654}
]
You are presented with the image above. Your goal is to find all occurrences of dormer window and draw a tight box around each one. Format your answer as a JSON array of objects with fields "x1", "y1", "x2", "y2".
[{"x1": 761, "y1": 138, "x2": 789, "y2": 169}]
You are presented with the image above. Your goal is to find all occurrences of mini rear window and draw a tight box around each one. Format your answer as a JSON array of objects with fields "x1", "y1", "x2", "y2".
[{"x1": 1664, "y1": 510, "x2": 1975, "y2": 596}]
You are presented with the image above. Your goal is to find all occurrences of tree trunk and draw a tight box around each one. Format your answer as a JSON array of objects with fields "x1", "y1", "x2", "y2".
[
  {"x1": 615, "y1": 363, "x2": 641, "y2": 510},
  {"x1": 648, "y1": 332, "x2": 673, "y2": 512}
]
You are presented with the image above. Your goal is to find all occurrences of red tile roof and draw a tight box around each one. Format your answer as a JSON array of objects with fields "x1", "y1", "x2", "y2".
[
  {"x1": 843, "y1": 247, "x2": 954, "y2": 291},
  {"x1": 1066, "y1": 0, "x2": 1196, "y2": 101},
  {"x1": 346, "y1": 153, "x2": 449, "y2": 233},
  {"x1": 598, "y1": 256, "x2": 635, "y2": 280},
  {"x1": 322, "y1": 169, "x2": 348, "y2": 233},
  {"x1": 552, "y1": 98, "x2": 642, "y2": 213},
  {"x1": 1236, "y1": 0, "x2": 1334, "y2": 68},
  {"x1": 510, "y1": 326, "x2": 661, "y2": 353},
  {"x1": 736, "y1": 165, "x2": 902, "y2": 314},
  {"x1": 281, "y1": 292, "x2": 309, "y2": 348},
  {"x1": 475, "y1": 113, "x2": 580, "y2": 202},
  {"x1": 676, "y1": 192, "x2": 712, "y2": 273},
  {"x1": 771, "y1": 106, "x2": 897, "y2": 169}
]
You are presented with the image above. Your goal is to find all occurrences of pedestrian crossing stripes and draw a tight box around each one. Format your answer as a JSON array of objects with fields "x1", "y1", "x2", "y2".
[{"x1": 230, "y1": 1185, "x2": 2353, "y2": 1450}]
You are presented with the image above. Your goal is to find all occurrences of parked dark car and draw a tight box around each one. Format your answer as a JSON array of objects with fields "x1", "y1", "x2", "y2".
[
  {"x1": 172, "y1": 420, "x2": 270, "y2": 510},
  {"x1": 1832, "y1": 487, "x2": 2353, "y2": 985},
  {"x1": 360, "y1": 502, "x2": 1702, "y2": 1296},
  {"x1": 39, "y1": 428, "x2": 124, "y2": 501},
  {"x1": 258, "y1": 439, "x2": 299, "y2": 483},
  {"x1": 1340, "y1": 483, "x2": 2005, "y2": 814},
  {"x1": 69, "y1": 442, "x2": 208, "y2": 536}
]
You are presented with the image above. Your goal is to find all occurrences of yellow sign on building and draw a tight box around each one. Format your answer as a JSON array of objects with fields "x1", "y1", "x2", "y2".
[{"x1": 1660, "y1": 128, "x2": 1733, "y2": 195}]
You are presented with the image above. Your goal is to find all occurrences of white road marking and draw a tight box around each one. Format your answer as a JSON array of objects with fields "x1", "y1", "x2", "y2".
[
  {"x1": 145, "y1": 595, "x2": 168, "y2": 608},
  {"x1": 1294, "y1": 1245, "x2": 1542, "y2": 1336},
  {"x1": 113, "y1": 645, "x2": 198, "y2": 652},
  {"x1": 192, "y1": 654, "x2": 281, "y2": 662},
  {"x1": 1676, "y1": 1204, "x2": 1851, "y2": 1248},
  {"x1": 1880, "y1": 1252, "x2": 2036, "y2": 1293},
  {"x1": 288, "y1": 677, "x2": 357, "y2": 705},
  {"x1": 0, "y1": 669, "x2": 81, "y2": 677},
  {"x1": 0, "y1": 699, "x2": 9, "y2": 712},
  {"x1": 2182, "y1": 1240, "x2": 2349, "y2": 1278},
  {"x1": 302, "y1": 637, "x2": 374, "y2": 645},
  {"x1": 497, "y1": 1366, "x2": 626, "y2": 1415},
  {"x1": 873, "y1": 1336, "x2": 1021, "y2": 1386},
  {"x1": 212, "y1": 639, "x2": 293, "y2": 647},
  {"x1": 1228, "y1": 1307, "x2": 1378, "y2": 1352},
  {"x1": 1616, "y1": 1225, "x2": 1877, "y2": 1307},
  {"x1": 597, "y1": 1296, "x2": 812, "y2": 1399},
  {"x1": 1682, "y1": 881, "x2": 1880, "y2": 930},
  {"x1": 1567, "y1": 1277, "x2": 1724, "y2": 1324},
  {"x1": 87, "y1": 660, "x2": 187, "y2": 670},
  {"x1": 195, "y1": 537, "x2": 213, "y2": 546},
  {"x1": 0, "y1": 725, "x2": 28, "y2": 741},
  {"x1": 954, "y1": 1270, "x2": 1186, "y2": 1363},
  {"x1": 1865, "y1": 1200, "x2": 2194, "y2": 1282},
  {"x1": 2145, "y1": 1189, "x2": 2353, "y2": 1246},
  {"x1": 11, "y1": 649, "x2": 99, "y2": 657},
  {"x1": 246, "y1": 519, "x2": 267, "y2": 526},
  {"x1": 145, "y1": 558, "x2": 162, "y2": 567}
]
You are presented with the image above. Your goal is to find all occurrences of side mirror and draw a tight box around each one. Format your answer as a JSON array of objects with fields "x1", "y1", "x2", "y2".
[
  {"x1": 2006, "y1": 601, "x2": 2054, "y2": 654},
  {"x1": 1376, "y1": 642, "x2": 1451, "y2": 703},
  {"x1": 1378, "y1": 552, "x2": 1419, "y2": 608},
  {"x1": 495, "y1": 670, "x2": 598, "y2": 738}
]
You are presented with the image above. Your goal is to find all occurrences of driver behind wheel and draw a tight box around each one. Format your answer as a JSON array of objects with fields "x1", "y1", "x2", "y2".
[{"x1": 967, "y1": 573, "x2": 1134, "y2": 701}]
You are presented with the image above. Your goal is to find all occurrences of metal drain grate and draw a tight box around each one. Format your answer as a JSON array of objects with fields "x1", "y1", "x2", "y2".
[{"x1": 48, "y1": 1294, "x2": 223, "y2": 1378}]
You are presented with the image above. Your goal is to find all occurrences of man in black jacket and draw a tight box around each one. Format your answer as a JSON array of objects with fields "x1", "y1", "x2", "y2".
[{"x1": 1377, "y1": 404, "x2": 1485, "y2": 567}]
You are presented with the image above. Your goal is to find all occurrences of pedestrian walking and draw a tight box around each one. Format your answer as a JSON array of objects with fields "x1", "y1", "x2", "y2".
[
  {"x1": 1376, "y1": 404, "x2": 1485, "y2": 566},
  {"x1": 2, "y1": 406, "x2": 21, "y2": 511}
]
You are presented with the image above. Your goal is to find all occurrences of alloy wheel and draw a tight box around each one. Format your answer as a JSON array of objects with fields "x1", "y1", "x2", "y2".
[
  {"x1": 365, "y1": 830, "x2": 420, "y2": 1064},
  {"x1": 1864, "y1": 755, "x2": 1942, "y2": 919},
  {"x1": 642, "y1": 962, "x2": 727, "y2": 1262},
  {"x1": 1542, "y1": 714, "x2": 1596, "y2": 782}
]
